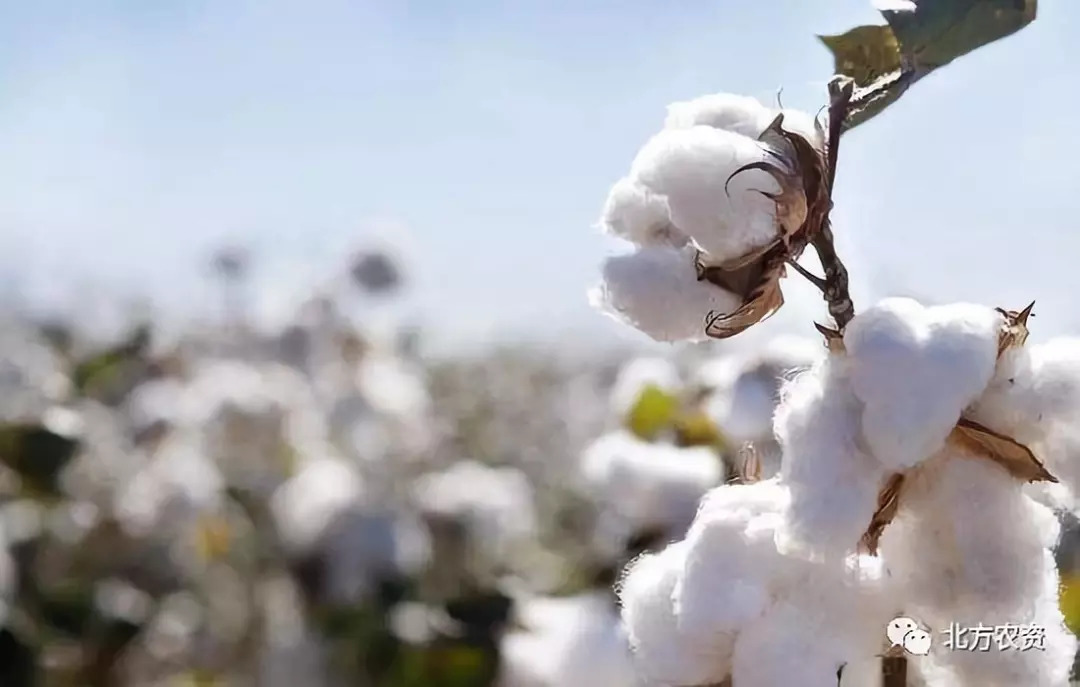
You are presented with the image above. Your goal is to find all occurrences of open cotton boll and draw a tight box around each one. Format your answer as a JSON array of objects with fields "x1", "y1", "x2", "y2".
[
  {"x1": 501, "y1": 591, "x2": 636, "y2": 687},
  {"x1": 270, "y1": 457, "x2": 365, "y2": 555},
  {"x1": 599, "y1": 177, "x2": 686, "y2": 248},
  {"x1": 917, "y1": 550, "x2": 1074, "y2": 687},
  {"x1": 663, "y1": 93, "x2": 777, "y2": 138},
  {"x1": 619, "y1": 541, "x2": 725, "y2": 685},
  {"x1": 589, "y1": 245, "x2": 740, "y2": 343},
  {"x1": 412, "y1": 460, "x2": 538, "y2": 556},
  {"x1": 935, "y1": 454, "x2": 1056, "y2": 615},
  {"x1": 843, "y1": 298, "x2": 1002, "y2": 471},
  {"x1": 775, "y1": 359, "x2": 885, "y2": 557},
  {"x1": 582, "y1": 430, "x2": 722, "y2": 536},
  {"x1": 628, "y1": 126, "x2": 791, "y2": 264},
  {"x1": 674, "y1": 480, "x2": 787, "y2": 643},
  {"x1": 878, "y1": 450, "x2": 1057, "y2": 618},
  {"x1": 608, "y1": 356, "x2": 681, "y2": 422},
  {"x1": 356, "y1": 353, "x2": 431, "y2": 419}
]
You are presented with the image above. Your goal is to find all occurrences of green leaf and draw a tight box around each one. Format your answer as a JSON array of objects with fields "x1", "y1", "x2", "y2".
[
  {"x1": 819, "y1": 25, "x2": 903, "y2": 88},
  {"x1": 825, "y1": 0, "x2": 1038, "y2": 131},
  {"x1": 625, "y1": 384, "x2": 679, "y2": 441},
  {"x1": 882, "y1": 0, "x2": 1037, "y2": 70}
]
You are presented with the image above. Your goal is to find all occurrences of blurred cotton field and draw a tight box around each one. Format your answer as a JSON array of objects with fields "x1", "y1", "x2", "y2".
[{"x1": 0, "y1": 244, "x2": 834, "y2": 686}]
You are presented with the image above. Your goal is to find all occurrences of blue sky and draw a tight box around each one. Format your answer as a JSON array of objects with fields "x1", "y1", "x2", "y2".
[{"x1": 0, "y1": 0, "x2": 1077, "y2": 352}]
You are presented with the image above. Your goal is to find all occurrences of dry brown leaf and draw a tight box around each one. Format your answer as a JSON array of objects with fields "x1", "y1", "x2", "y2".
[
  {"x1": 860, "y1": 472, "x2": 906, "y2": 555},
  {"x1": 947, "y1": 416, "x2": 1057, "y2": 483},
  {"x1": 703, "y1": 252, "x2": 787, "y2": 339},
  {"x1": 996, "y1": 301, "x2": 1035, "y2": 358}
]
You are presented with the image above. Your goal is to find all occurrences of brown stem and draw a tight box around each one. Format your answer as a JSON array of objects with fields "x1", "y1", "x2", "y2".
[{"x1": 811, "y1": 77, "x2": 857, "y2": 331}]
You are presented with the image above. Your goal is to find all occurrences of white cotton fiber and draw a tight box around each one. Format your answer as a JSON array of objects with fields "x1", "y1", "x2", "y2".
[
  {"x1": 582, "y1": 430, "x2": 722, "y2": 535},
  {"x1": 843, "y1": 298, "x2": 1002, "y2": 471},
  {"x1": 674, "y1": 480, "x2": 787, "y2": 644},
  {"x1": 775, "y1": 359, "x2": 886, "y2": 557},
  {"x1": 663, "y1": 93, "x2": 777, "y2": 139},
  {"x1": 589, "y1": 245, "x2": 740, "y2": 343},
  {"x1": 618, "y1": 541, "x2": 724, "y2": 685},
  {"x1": 600, "y1": 177, "x2": 686, "y2": 248},
  {"x1": 916, "y1": 549, "x2": 1075, "y2": 687},
  {"x1": 628, "y1": 126, "x2": 788, "y2": 264}
]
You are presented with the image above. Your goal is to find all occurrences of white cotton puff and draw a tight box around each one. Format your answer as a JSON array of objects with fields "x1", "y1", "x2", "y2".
[
  {"x1": 663, "y1": 93, "x2": 777, "y2": 139},
  {"x1": 501, "y1": 591, "x2": 636, "y2": 687},
  {"x1": 589, "y1": 245, "x2": 740, "y2": 343},
  {"x1": 628, "y1": 126, "x2": 785, "y2": 264},
  {"x1": 734, "y1": 552, "x2": 893, "y2": 687},
  {"x1": 916, "y1": 549, "x2": 1075, "y2": 687},
  {"x1": 412, "y1": 460, "x2": 537, "y2": 554},
  {"x1": 608, "y1": 356, "x2": 681, "y2": 422},
  {"x1": 843, "y1": 298, "x2": 1003, "y2": 471},
  {"x1": 599, "y1": 177, "x2": 686, "y2": 248},
  {"x1": 674, "y1": 480, "x2": 787, "y2": 648},
  {"x1": 618, "y1": 541, "x2": 724, "y2": 685},
  {"x1": 270, "y1": 457, "x2": 366, "y2": 554},
  {"x1": 582, "y1": 430, "x2": 722, "y2": 536},
  {"x1": 936, "y1": 453, "x2": 1057, "y2": 615},
  {"x1": 969, "y1": 337, "x2": 1080, "y2": 498},
  {"x1": 775, "y1": 359, "x2": 886, "y2": 557},
  {"x1": 877, "y1": 451, "x2": 1058, "y2": 620}
]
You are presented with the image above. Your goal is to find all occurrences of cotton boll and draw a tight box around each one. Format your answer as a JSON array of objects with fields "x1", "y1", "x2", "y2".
[
  {"x1": 663, "y1": 93, "x2": 777, "y2": 138},
  {"x1": 878, "y1": 451, "x2": 1058, "y2": 620},
  {"x1": 590, "y1": 245, "x2": 740, "y2": 343},
  {"x1": 628, "y1": 126, "x2": 791, "y2": 264},
  {"x1": 618, "y1": 541, "x2": 725, "y2": 685},
  {"x1": 844, "y1": 299, "x2": 1002, "y2": 471},
  {"x1": 270, "y1": 457, "x2": 365, "y2": 555},
  {"x1": 731, "y1": 602, "x2": 855, "y2": 687},
  {"x1": 934, "y1": 454, "x2": 1054, "y2": 615},
  {"x1": 775, "y1": 360, "x2": 886, "y2": 557},
  {"x1": 599, "y1": 177, "x2": 686, "y2": 248},
  {"x1": 412, "y1": 461, "x2": 538, "y2": 561},
  {"x1": 674, "y1": 480, "x2": 787, "y2": 644},
  {"x1": 919, "y1": 550, "x2": 1074, "y2": 687},
  {"x1": 501, "y1": 591, "x2": 636, "y2": 687},
  {"x1": 582, "y1": 430, "x2": 722, "y2": 537},
  {"x1": 608, "y1": 356, "x2": 681, "y2": 422}
]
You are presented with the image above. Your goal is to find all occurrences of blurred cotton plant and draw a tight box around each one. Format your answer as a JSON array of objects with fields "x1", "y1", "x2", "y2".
[{"x1": 588, "y1": 2, "x2": 1077, "y2": 686}]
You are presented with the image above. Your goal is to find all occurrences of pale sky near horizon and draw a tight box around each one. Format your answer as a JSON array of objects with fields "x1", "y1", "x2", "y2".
[{"x1": 1, "y1": 0, "x2": 1078, "y2": 353}]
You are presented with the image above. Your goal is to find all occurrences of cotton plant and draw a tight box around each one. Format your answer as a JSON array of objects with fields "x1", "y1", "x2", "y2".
[{"x1": 588, "y1": 3, "x2": 1070, "y2": 686}]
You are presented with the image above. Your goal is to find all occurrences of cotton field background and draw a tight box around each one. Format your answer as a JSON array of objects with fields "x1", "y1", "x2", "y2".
[{"x1": 5, "y1": 0, "x2": 1080, "y2": 686}]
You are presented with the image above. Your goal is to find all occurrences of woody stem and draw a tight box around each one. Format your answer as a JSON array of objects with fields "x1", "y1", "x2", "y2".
[{"x1": 810, "y1": 77, "x2": 857, "y2": 331}]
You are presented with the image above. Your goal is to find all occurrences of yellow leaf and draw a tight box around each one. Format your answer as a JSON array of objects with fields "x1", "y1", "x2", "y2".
[
  {"x1": 626, "y1": 384, "x2": 678, "y2": 441},
  {"x1": 819, "y1": 25, "x2": 903, "y2": 88}
]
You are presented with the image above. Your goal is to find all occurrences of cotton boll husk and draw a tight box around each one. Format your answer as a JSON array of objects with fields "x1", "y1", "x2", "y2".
[
  {"x1": 599, "y1": 177, "x2": 686, "y2": 248},
  {"x1": 628, "y1": 126, "x2": 789, "y2": 264},
  {"x1": 674, "y1": 480, "x2": 787, "y2": 643},
  {"x1": 618, "y1": 541, "x2": 725, "y2": 685},
  {"x1": 582, "y1": 430, "x2": 722, "y2": 537},
  {"x1": 608, "y1": 356, "x2": 681, "y2": 422},
  {"x1": 663, "y1": 93, "x2": 777, "y2": 138},
  {"x1": 590, "y1": 245, "x2": 740, "y2": 343},
  {"x1": 775, "y1": 359, "x2": 886, "y2": 557},
  {"x1": 843, "y1": 298, "x2": 1002, "y2": 471}
]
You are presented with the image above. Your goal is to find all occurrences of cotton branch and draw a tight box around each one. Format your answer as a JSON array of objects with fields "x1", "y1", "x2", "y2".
[{"x1": 809, "y1": 76, "x2": 856, "y2": 332}]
